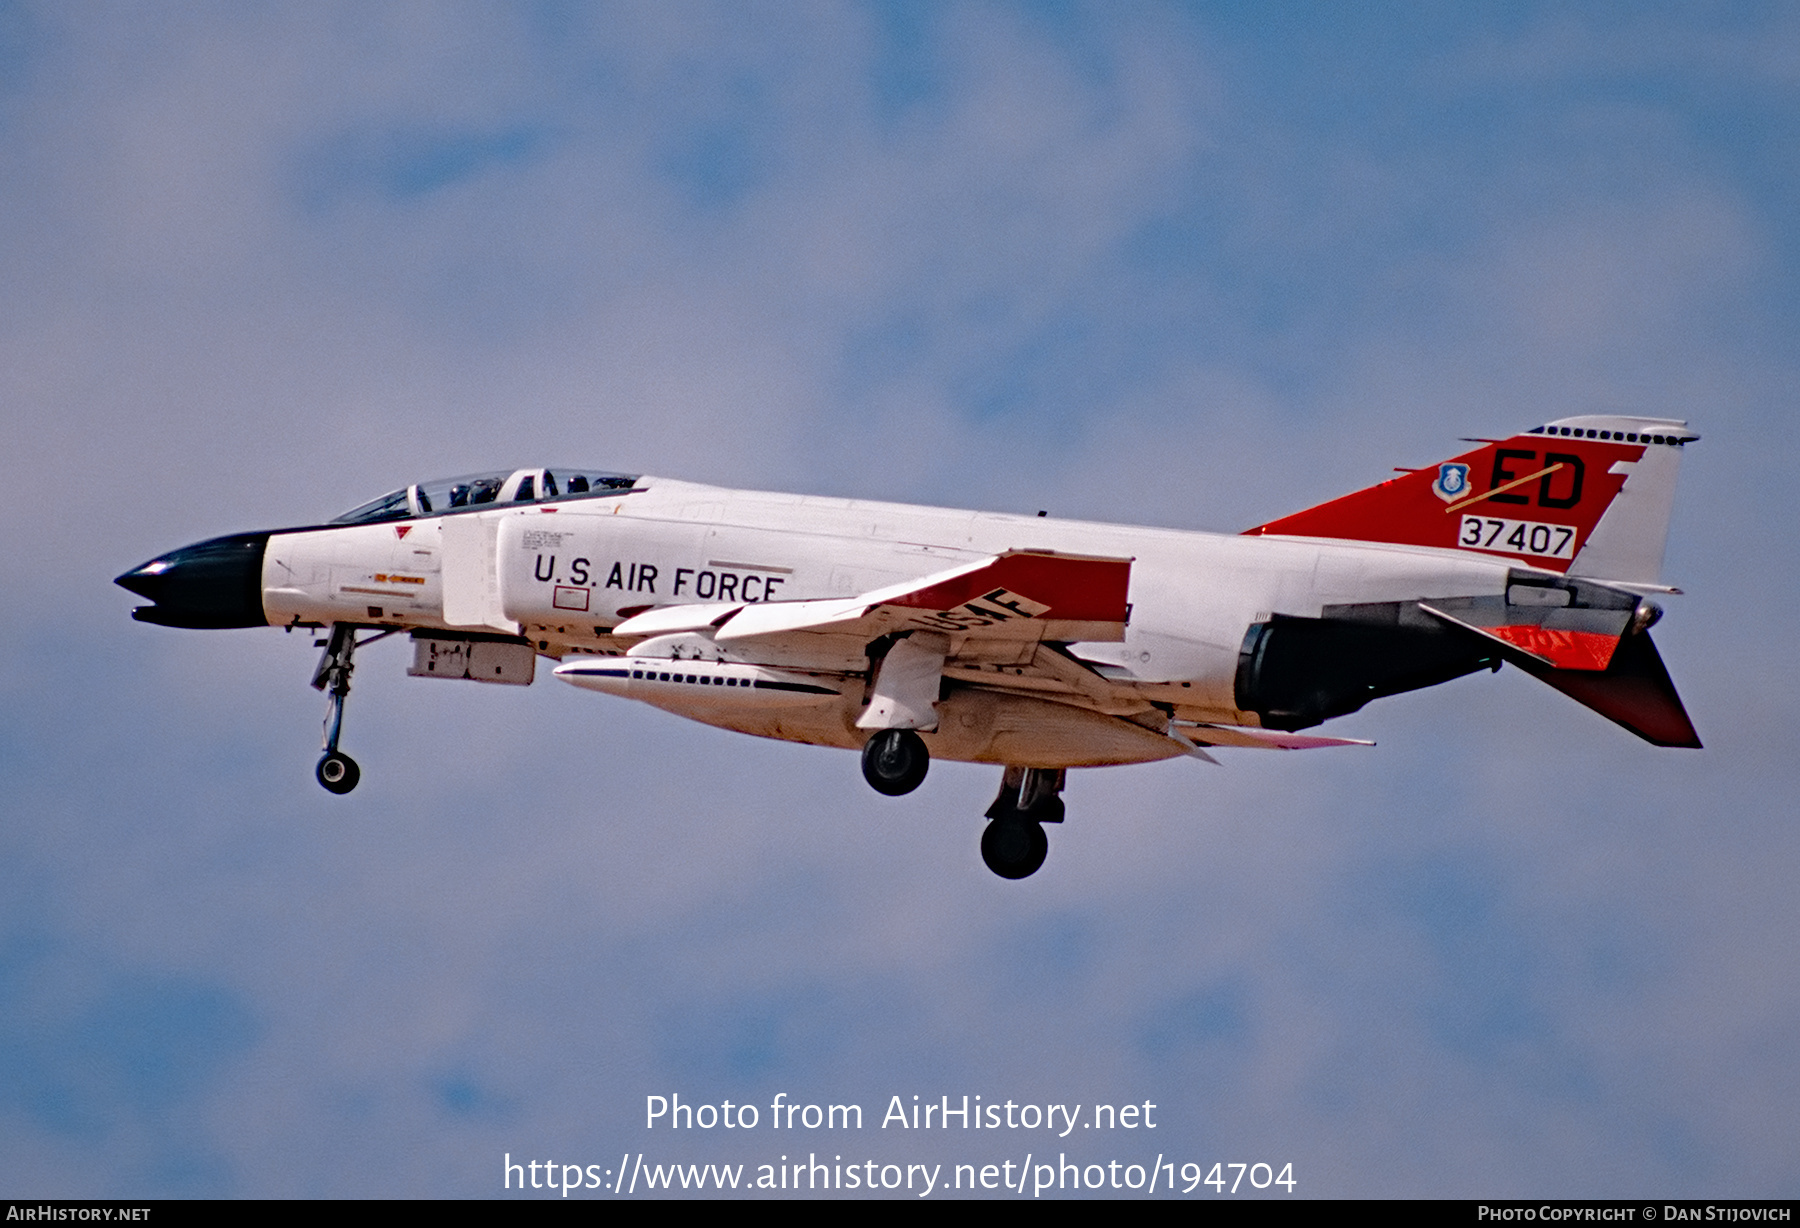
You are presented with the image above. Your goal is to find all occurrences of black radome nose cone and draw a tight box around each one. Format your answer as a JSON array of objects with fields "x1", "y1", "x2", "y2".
[{"x1": 116, "y1": 532, "x2": 271, "y2": 629}]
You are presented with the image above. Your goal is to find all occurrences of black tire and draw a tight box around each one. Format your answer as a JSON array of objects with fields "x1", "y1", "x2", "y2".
[
  {"x1": 316, "y1": 751, "x2": 361, "y2": 795},
  {"x1": 861, "y1": 729, "x2": 930, "y2": 796},
  {"x1": 981, "y1": 817, "x2": 1048, "y2": 879}
]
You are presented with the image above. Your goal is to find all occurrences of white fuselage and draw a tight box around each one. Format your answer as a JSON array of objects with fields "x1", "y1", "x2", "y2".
[{"x1": 260, "y1": 477, "x2": 1518, "y2": 766}]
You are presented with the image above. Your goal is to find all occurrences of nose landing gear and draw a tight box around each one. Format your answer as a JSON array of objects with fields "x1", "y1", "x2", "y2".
[
  {"x1": 308, "y1": 624, "x2": 397, "y2": 794},
  {"x1": 312, "y1": 624, "x2": 360, "y2": 794},
  {"x1": 980, "y1": 767, "x2": 1064, "y2": 879}
]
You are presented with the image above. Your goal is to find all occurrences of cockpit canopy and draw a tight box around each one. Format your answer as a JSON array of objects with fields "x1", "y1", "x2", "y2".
[{"x1": 329, "y1": 468, "x2": 641, "y2": 525}]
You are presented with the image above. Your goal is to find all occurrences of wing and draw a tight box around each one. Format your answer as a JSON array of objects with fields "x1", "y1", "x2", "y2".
[
  {"x1": 611, "y1": 549, "x2": 1133, "y2": 648},
  {"x1": 602, "y1": 549, "x2": 1390, "y2": 752},
  {"x1": 608, "y1": 550, "x2": 1389, "y2": 745},
  {"x1": 608, "y1": 550, "x2": 1138, "y2": 731}
]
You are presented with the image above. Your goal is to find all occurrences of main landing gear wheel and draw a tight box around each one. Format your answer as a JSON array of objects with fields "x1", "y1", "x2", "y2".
[
  {"x1": 979, "y1": 766, "x2": 1065, "y2": 879},
  {"x1": 316, "y1": 751, "x2": 361, "y2": 795},
  {"x1": 861, "y1": 728, "x2": 930, "y2": 796},
  {"x1": 981, "y1": 816, "x2": 1048, "y2": 879}
]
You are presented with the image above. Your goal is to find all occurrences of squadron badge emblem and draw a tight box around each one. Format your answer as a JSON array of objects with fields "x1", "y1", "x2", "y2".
[{"x1": 1431, "y1": 462, "x2": 1471, "y2": 503}]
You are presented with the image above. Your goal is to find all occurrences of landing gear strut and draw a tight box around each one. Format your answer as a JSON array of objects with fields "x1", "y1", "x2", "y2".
[
  {"x1": 981, "y1": 767, "x2": 1064, "y2": 879},
  {"x1": 861, "y1": 728, "x2": 930, "y2": 796},
  {"x1": 310, "y1": 623, "x2": 394, "y2": 794}
]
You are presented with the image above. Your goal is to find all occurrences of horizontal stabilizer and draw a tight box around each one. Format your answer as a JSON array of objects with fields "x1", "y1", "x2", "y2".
[
  {"x1": 1419, "y1": 579, "x2": 1639, "y2": 673},
  {"x1": 1513, "y1": 631, "x2": 1701, "y2": 748},
  {"x1": 1478, "y1": 624, "x2": 1620, "y2": 671}
]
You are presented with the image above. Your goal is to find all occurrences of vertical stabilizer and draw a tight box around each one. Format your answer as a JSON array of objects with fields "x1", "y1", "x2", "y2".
[{"x1": 1245, "y1": 416, "x2": 1696, "y2": 582}]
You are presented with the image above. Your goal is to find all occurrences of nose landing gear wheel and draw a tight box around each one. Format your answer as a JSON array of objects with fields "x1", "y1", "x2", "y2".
[
  {"x1": 861, "y1": 728, "x2": 930, "y2": 796},
  {"x1": 981, "y1": 816, "x2": 1048, "y2": 879},
  {"x1": 316, "y1": 751, "x2": 360, "y2": 795}
]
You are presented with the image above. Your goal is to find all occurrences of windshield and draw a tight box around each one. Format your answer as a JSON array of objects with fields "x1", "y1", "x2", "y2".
[{"x1": 330, "y1": 468, "x2": 641, "y2": 525}]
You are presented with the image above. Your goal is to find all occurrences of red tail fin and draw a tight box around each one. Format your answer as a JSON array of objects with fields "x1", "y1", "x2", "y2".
[{"x1": 1244, "y1": 416, "x2": 1697, "y2": 580}]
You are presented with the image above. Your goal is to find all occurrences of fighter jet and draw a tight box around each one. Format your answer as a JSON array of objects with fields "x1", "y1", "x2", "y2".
[{"x1": 117, "y1": 416, "x2": 1700, "y2": 879}]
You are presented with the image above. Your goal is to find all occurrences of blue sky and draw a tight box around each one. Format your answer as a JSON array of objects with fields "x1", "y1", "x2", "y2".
[{"x1": 2, "y1": 1, "x2": 1797, "y2": 1197}]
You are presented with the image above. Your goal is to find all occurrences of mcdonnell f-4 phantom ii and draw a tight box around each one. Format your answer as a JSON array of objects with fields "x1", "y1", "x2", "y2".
[{"x1": 118, "y1": 415, "x2": 1700, "y2": 878}]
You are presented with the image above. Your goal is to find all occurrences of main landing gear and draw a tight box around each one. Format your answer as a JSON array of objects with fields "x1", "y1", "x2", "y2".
[
  {"x1": 309, "y1": 624, "x2": 397, "y2": 794},
  {"x1": 858, "y1": 731, "x2": 1065, "y2": 880},
  {"x1": 981, "y1": 767, "x2": 1063, "y2": 880},
  {"x1": 861, "y1": 728, "x2": 930, "y2": 796}
]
